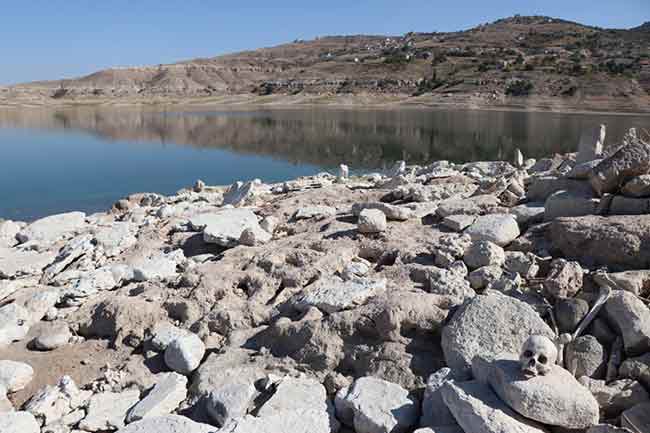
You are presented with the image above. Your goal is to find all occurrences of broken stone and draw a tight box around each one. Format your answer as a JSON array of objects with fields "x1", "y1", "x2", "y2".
[
  {"x1": 126, "y1": 373, "x2": 187, "y2": 422},
  {"x1": 604, "y1": 291, "x2": 650, "y2": 356},
  {"x1": 205, "y1": 381, "x2": 255, "y2": 427},
  {"x1": 442, "y1": 215, "x2": 476, "y2": 232},
  {"x1": 358, "y1": 208, "x2": 387, "y2": 233},
  {"x1": 543, "y1": 259, "x2": 583, "y2": 299},
  {"x1": 164, "y1": 333, "x2": 205, "y2": 374},
  {"x1": 78, "y1": 389, "x2": 141, "y2": 431},
  {"x1": 590, "y1": 136, "x2": 650, "y2": 195}
]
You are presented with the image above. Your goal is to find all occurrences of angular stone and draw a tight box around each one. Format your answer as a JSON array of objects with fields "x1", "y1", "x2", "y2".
[
  {"x1": 131, "y1": 250, "x2": 184, "y2": 282},
  {"x1": 503, "y1": 251, "x2": 539, "y2": 279},
  {"x1": 593, "y1": 270, "x2": 650, "y2": 297},
  {"x1": 465, "y1": 214, "x2": 520, "y2": 247},
  {"x1": 590, "y1": 138, "x2": 650, "y2": 195},
  {"x1": 31, "y1": 323, "x2": 72, "y2": 351},
  {"x1": 164, "y1": 333, "x2": 205, "y2": 374},
  {"x1": 555, "y1": 298, "x2": 589, "y2": 335},
  {"x1": 621, "y1": 174, "x2": 650, "y2": 198},
  {"x1": 190, "y1": 209, "x2": 264, "y2": 247},
  {"x1": 604, "y1": 291, "x2": 650, "y2": 356},
  {"x1": 440, "y1": 380, "x2": 547, "y2": 433},
  {"x1": 126, "y1": 373, "x2": 187, "y2": 423},
  {"x1": 420, "y1": 368, "x2": 456, "y2": 428},
  {"x1": 565, "y1": 335, "x2": 607, "y2": 379},
  {"x1": 527, "y1": 177, "x2": 593, "y2": 202},
  {"x1": 567, "y1": 160, "x2": 602, "y2": 179},
  {"x1": 619, "y1": 353, "x2": 650, "y2": 389},
  {"x1": 579, "y1": 377, "x2": 649, "y2": 418},
  {"x1": 441, "y1": 293, "x2": 554, "y2": 378},
  {"x1": 223, "y1": 179, "x2": 263, "y2": 207},
  {"x1": 338, "y1": 377, "x2": 419, "y2": 433},
  {"x1": 463, "y1": 240, "x2": 505, "y2": 269},
  {"x1": 24, "y1": 376, "x2": 91, "y2": 426},
  {"x1": 488, "y1": 359, "x2": 599, "y2": 429},
  {"x1": 41, "y1": 234, "x2": 94, "y2": 282},
  {"x1": 220, "y1": 408, "x2": 333, "y2": 433},
  {"x1": 0, "y1": 303, "x2": 31, "y2": 347},
  {"x1": 468, "y1": 266, "x2": 503, "y2": 290},
  {"x1": 358, "y1": 209, "x2": 387, "y2": 233},
  {"x1": 549, "y1": 215, "x2": 650, "y2": 270},
  {"x1": 442, "y1": 215, "x2": 476, "y2": 232},
  {"x1": 206, "y1": 382, "x2": 255, "y2": 427},
  {"x1": 78, "y1": 389, "x2": 141, "y2": 431},
  {"x1": 116, "y1": 415, "x2": 215, "y2": 433},
  {"x1": 0, "y1": 360, "x2": 33, "y2": 392},
  {"x1": 257, "y1": 377, "x2": 330, "y2": 418},
  {"x1": 239, "y1": 227, "x2": 272, "y2": 246},
  {"x1": 0, "y1": 411, "x2": 40, "y2": 433},
  {"x1": 544, "y1": 190, "x2": 599, "y2": 220},
  {"x1": 352, "y1": 202, "x2": 412, "y2": 221},
  {"x1": 16, "y1": 212, "x2": 86, "y2": 246},
  {"x1": 543, "y1": 258, "x2": 583, "y2": 298},
  {"x1": 93, "y1": 222, "x2": 137, "y2": 257},
  {"x1": 0, "y1": 221, "x2": 21, "y2": 248},
  {"x1": 294, "y1": 206, "x2": 337, "y2": 220},
  {"x1": 510, "y1": 203, "x2": 545, "y2": 226},
  {"x1": 293, "y1": 276, "x2": 386, "y2": 314}
]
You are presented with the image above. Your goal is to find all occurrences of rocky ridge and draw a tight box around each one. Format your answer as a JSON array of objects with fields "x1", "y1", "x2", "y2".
[{"x1": 0, "y1": 125, "x2": 650, "y2": 432}]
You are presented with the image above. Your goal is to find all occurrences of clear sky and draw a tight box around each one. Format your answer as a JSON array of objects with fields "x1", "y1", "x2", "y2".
[{"x1": 1, "y1": 0, "x2": 648, "y2": 85}]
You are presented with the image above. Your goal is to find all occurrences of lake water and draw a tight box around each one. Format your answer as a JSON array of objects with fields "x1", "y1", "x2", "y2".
[{"x1": 1, "y1": 106, "x2": 648, "y2": 221}]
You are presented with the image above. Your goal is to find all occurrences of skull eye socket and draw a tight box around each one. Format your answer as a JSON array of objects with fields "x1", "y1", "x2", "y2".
[
  {"x1": 523, "y1": 350, "x2": 533, "y2": 358},
  {"x1": 538, "y1": 355, "x2": 548, "y2": 364}
]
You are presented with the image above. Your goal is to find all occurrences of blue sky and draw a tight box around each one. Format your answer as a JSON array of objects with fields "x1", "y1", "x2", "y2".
[{"x1": 1, "y1": 0, "x2": 648, "y2": 85}]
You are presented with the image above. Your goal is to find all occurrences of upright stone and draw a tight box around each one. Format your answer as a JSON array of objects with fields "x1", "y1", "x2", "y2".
[{"x1": 577, "y1": 124, "x2": 605, "y2": 163}]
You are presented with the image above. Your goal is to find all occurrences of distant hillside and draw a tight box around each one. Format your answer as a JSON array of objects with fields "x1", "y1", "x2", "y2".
[{"x1": 3, "y1": 15, "x2": 650, "y2": 111}]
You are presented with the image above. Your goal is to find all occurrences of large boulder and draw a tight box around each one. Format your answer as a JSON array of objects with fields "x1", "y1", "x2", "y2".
[
  {"x1": 589, "y1": 138, "x2": 650, "y2": 195},
  {"x1": 549, "y1": 215, "x2": 650, "y2": 270},
  {"x1": 441, "y1": 292, "x2": 555, "y2": 379},
  {"x1": 604, "y1": 291, "x2": 650, "y2": 356},
  {"x1": 189, "y1": 209, "x2": 265, "y2": 247},
  {"x1": 16, "y1": 212, "x2": 86, "y2": 246},
  {"x1": 488, "y1": 359, "x2": 599, "y2": 429},
  {"x1": 440, "y1": 380, "x2": 547, "y2": 433},
  {"x1": 126, "y1": 373, "x2": 188, "y2": 422}
]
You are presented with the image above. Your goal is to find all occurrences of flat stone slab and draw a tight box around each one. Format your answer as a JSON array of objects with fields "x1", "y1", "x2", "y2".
[
  {"x1": 126, "y1": 373, "x2": 187, "y2": 422},
  {"x1": 190, "y1": 209, "x2": 263, "y2": 247},
  {"x1": 293, "y1": 276, "x2": 386, "y2": 314},
  {"x1": 0, "y1": 247, "x2": 57, "y2": 278},
  {"x1": 17, "y1": 211, "x2": 86, "y2": 245},
  {"x1": 294, "y1": 205, "x2": 337, "y2": 220},
  {"x1": 79, "y1": 389, "x2": 141, "y2": 431},
  {"x1": 440, "y1": 380, "x2": 547, "y2": 433},
  {"x1": 116, "y1": 415, "x2": 215, "y2": 433},
  {"x1": 0, "y1": 411, "x2": 40, "y2": 433},
  {"x1": 488, "y1": 359, "x2": 599, "y2": 429}
]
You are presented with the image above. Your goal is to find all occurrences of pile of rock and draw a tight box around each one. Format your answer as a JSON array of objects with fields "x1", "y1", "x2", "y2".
[{"x1": 1, "y1": 126, "x2": 650, "y2": 432}]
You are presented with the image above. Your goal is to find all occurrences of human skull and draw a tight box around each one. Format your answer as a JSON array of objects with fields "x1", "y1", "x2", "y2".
[{"x1": 519, "y1": 335, "x2": 557, "y2": 377}]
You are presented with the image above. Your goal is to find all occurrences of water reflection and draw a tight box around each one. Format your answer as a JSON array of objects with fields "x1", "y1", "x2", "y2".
[{"x1": 1, "y1": 107, "x2": 648, "y2": 169}]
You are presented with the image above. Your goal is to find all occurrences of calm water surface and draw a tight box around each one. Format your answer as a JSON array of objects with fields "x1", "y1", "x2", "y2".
[{"x1": 0, "y1": 107, "x2": 648, "y2": 221}]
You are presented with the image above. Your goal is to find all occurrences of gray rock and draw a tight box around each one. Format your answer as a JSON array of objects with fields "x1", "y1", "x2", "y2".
[
  {"x1": 510, "y1": 203, "x2": 545, "y2": 226},
  {"x1": 567, "y1": 160, "x2": 602, "y2": 180},
  {"x1": 604, "y1": 291, "x2": 650, "y2": 356},
  {"x1": 0, "y1": 385, "x2": 12, "y2": 413},
  {"x1": 621, "y1": 174, "x2": 650, "y2": 198},
  {"x1": 294, "y1": 206, "x2": 337, "y2": 220},
  {"x1": 0, "y1": 360, "x2": 33, "y2": 392},
  {"x1": 16, "y1": 212, "x2": 86, "y2": 246},
  {"x1": 78, "y1": 389, "x2": 141, "y2": 431},
  {"x1": 41, "y1": 234, "x2": 94, "y2": 282},
  {"x1": 621, "y1": 401, "x2": 650, "y2": 433},
  {"x1": 126, "y1": 373, "x2": 188, "y2": 422},
  {"x1": 463, "y1": 240, "x2": 505, "y2": 269},
  {"x1": 420, "y1": 368, "x2": 456, "y2": 428},
  {"x1": 352, "y1": 202, "x2": 412, "y2": 221},
  {"x1": 206, "y1": 382, "x2": 255, "y2": 427},
  {"x1": 293, "y1": 276, "x2": 386, "y2": 314},
  {"x1": 565, "y1": 335, "x2": 607, "y2": 379},
  {"x1": 0, "y1": 411, "x2": 40, "y2": 433},
  {"x1": 358, "y1": 209, "x2": 387, "y2": 233},
  {"x1": 441, "y1": 292, "x2": 555, "y2": 378},
  {"x1": 31, "y1": 323, "x2": 72, "y2": 351},
  {"x1": 465, "y1": 214, "x2": 520, "y2": 247},
  {"x1": 608, "y1": 196, "x2": 650, "y2": 215},
  {"x1": 93, "y1": 222, "x2": 137, "y2": 257},
  {"x1": 440, "y1": 380, "x2": 547, "y2": 433},
  {"x1": 190, "y1": 209, "x2": 264, "y2": 247},
  {"x1": 577, "y1": 124, "x2": 605, "y2": 164},
  {"x1": 579, "y1": 377, "x2": 649, "y2": 418},
  {"x1": 442, "y1": 215, "x2": 476, "y2": 232},
  {"x1": 239, "y1": 227, "x2": 272, "y2": 246},
  {"x1": 468, "y1": 266, "x2": 503, "y2": 290},
  {"x1": 590, "y1": 137, "x2": 650, "y2": 195},
  {"x1": 220, "y1": 408, "x2": 333, "y2": 433},
  {"x1": 555, "y1": 298, "x2": 589, "y2": 335},
  {"x1": 619, "y1": 353, "x2": 650, "y2": 389},
  {"x1": 543, "y1": 259, "x2": 583, "y2": 299},
  {"x1": 150, "y1": 322, "x2": 192, "y2": 352},
  {"x1": 549, "y1": 215, "x2": 650, "y2": 270},
  {"x1": 164, "y1": 333, "x2": 205, "y2": 375},
  {"x1": 488, "y1": 359, "x2": 599, "y2": 428},
  {"x1": 503, "y1": 251, "x2": 539, "y2": 279},
  {"x1": 132, "y1": 250, "x2": 184, "y2": 282},
  {"x1": 116, "y1": 415, "x2": 215, "y2": 433},
  {"x1": 544, "y1": 190, "x2": 599, "y2": 220},
  {"x1": 0, "y1": 248, "x2": 57, "y2": 279},
  {"x1": 338, "y1": 376, "x2": 419, "y2": 433},
  {"x1": 586, "y1": 425, "x2": 634, "y2": 433},
  {"x1": 223, "y1": 180, "x2": 263, "y2": 206},
  {"x1": 527, "y1": 177, "x2": 593, "y2": 202}
]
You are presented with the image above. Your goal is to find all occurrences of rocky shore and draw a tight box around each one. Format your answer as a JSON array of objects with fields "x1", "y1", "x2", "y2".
[{"x1": 1, "y1": 125, "x2": 650, "y2": 433}]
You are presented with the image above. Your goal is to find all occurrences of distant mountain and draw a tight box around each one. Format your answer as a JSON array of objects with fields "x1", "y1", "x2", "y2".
[{"x1": 3, "y1": 15, "x2": 649, "y2": 111}]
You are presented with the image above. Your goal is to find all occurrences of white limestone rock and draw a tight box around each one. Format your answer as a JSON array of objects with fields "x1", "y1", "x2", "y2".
[
  {"x1": 465, "y1": 214, "x2": 520, "y2": 246},
  {"x1": 0, "y1": 360, "x2": 33, "y2": 392},
  {"x1": 358, "y1": 208, "x2": 387, "y2": 233},
  {"x1": 293, "y1": 276, "x2": 386, "y2": 314},
  {"x1": 0, "y1": 411, "x2": 40, "y2": 433},
  {"x1": 206, "y1": 382, "x2": 255, "y2": 427},
  {"x1": 116, "y1": 415, "x2": 215, "y2": 433},
  {"x1": 190, "y1": 209, "x2": 264, "y2": 247},
  {"x1": 16, "y1": 212, "x2": 86, "y2": 246},
  {"x1": 164, "y1": 333, "x2": 205, "y2": 374},
  {"x1": 126, "y1": 373, "x2": 187, "y2": 423},
  {"x1": 0, "y1": 247, "x2": 57, "y2": 278},
  {"x1": 78, "y1": 389, "x2": 141, "y2": 431}
]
